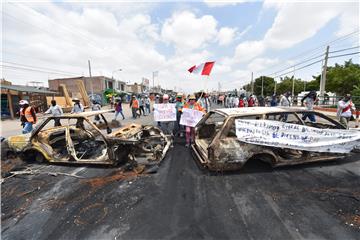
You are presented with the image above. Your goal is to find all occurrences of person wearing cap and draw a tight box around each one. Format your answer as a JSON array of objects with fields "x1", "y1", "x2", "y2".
[
  {"x1": 45, "y1": 99, "x2": 63, "y2": 126},
  {"x1": 130, "y1": 95, "x2": 139, "y2": 119},
  {"x1": 139, "y1": 96, "x2": 145, "y2": 116},
  {"x1": 174, "y1": 93, "x2": 185, "y2": 136},
  {"x1": 183, "y1": 95, "x2": 204, "y2": 147},
  {"x1": 337, "y1": 94, "x2": 356, "y2": 128},
  {"x1": 301, "y1": 91, "x2": 318, "y2": 123},
  {"x1": 155, "y1": 95, "x2": 160, "y2": 104},
  {"x1": 71, "y1": 98, "x2": 84, "y2": 114},
  {"x1": 19, "y1": 100, "x2": 37, "y2": 134},
  {"x1": 158, "y1": 94, "x2": 175, "y2": 135}
]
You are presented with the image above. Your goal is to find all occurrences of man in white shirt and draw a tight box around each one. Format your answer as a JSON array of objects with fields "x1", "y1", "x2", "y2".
[
  {"x1": 337, "y1": 94, "x2": 355, "y2": 128},
  {"x1": 45, "y1": 100, "x2": 63, "y2": 126}
]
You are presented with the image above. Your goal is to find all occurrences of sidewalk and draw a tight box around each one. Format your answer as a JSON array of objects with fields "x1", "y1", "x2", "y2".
[{"x1": 0, "y1": 104, "x2": 155, "y2": 138}]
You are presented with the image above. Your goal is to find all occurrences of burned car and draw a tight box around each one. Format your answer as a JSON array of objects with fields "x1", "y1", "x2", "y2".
[
  {"x1": 192, "y1": 107, "x2": 360, "y2": 171},
  {"x1": 4, "y1": 110, "x2": 171, "y2": 166}
]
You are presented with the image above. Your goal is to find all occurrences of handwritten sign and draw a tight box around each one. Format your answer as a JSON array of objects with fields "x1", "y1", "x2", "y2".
[
  {"x1": 235, "y1": 119, "x2": 360, "y2": 153},
  {"x1": 154, "y1": 103, "x2": 176, "y2": 122},
  {"x1": 180, "y1": 108, "x2": 204, "y2": 127}
]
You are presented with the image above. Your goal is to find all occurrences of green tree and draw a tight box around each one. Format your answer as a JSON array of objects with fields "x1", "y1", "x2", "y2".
[
  {"x1": 252, "y1": 76, "x2": 275, "y2": 96},
  {"x1": 276, "y1": 76, "x2": 304, "y2": 96}
]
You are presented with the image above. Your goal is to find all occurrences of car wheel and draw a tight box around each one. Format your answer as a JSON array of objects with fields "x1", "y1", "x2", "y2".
[{"x1": 35, "y1": 152, "x2": 45, "y2": 163}]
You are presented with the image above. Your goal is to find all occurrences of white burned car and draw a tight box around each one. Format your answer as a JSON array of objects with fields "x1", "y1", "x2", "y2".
[{"x1": 192, "y1": 107, "x2": 360, "y2": 171}]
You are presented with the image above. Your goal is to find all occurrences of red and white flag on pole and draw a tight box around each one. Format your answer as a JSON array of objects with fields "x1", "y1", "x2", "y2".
[{"x1": 188, "y1": 61, "x2": 215, "y2": 76}]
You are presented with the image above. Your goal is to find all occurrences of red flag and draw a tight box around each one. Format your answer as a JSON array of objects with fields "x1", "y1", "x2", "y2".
[{"x1": 188, "y1": 61, "x2": 215, "y2": 76}]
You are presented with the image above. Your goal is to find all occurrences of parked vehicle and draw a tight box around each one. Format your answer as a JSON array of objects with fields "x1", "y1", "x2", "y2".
[
  {"x1": 192, "y1": 107, "x2": 360, "y2": 171},
  {"x1": 3, "y1": 110, "x2": 171, "y2": 166}
]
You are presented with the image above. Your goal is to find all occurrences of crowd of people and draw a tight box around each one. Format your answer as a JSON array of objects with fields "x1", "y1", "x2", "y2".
[{"x1": 15, "y1": 90, "x2": 357, "y2": 135}]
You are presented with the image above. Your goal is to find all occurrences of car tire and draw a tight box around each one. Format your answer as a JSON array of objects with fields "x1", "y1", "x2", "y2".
[{"x1": 35, "y1": 152, "x2": 45, "y2": 163}]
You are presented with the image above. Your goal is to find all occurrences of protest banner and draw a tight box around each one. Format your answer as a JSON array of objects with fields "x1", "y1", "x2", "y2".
[
  {"x1": 180, "y1": 108, "x2": 204, "y2": 127},
  {"x1": 154, "y1": 103, "x2": 176, "y2": 122},
  {"x1": 235, "y1": 119, "x2": 360, "y2": 153}
]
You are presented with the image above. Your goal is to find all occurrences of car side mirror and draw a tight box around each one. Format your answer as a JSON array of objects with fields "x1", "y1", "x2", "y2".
[{"x1": 107, "y1": 127, "x2": 112, "y2": 134}]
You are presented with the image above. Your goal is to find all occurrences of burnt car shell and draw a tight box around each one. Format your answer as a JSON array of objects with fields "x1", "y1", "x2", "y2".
[
  {"x1": 6, "y1": 110, "x2": 171, "y2": 166},
  {"x1": 192, "y1": 107, "x2": 349, "y2": 171}
]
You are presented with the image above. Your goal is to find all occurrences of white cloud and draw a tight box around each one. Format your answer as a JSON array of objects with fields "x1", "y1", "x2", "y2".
[
  {"x1": 247, "y1": 57, "x2": 279, "y2": 72},
  {"x1": 335, "y1": 3, "x2": 359, "y2": 37},
  {"x1": 161, "y1": 11, "x2": 218, "y2": 51},
  {"x1": 204, "y1": 0, "x2": 245, "y2": 8},
  {"x1": 231, "y1": 40, "x2": 265, "y2": 64},
  {"x1": 217, "y1": 27, "x2": 237, "y2": 45}
]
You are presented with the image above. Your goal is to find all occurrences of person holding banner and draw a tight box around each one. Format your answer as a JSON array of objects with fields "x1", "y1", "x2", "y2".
[
  {"x1": 183, "y1": 95, "x2": 204, "y2": 147},
  {"x1": 157, "y1": 94, "x2": 175, "y2": 135}
]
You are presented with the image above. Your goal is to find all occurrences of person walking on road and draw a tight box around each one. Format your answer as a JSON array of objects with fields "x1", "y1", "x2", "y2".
[
  {"x1": 144, "y1": 96, "x2": 151, "y2": 115},
  {"x1": 139, "y1": 96, "x2": 145, "y2": 116},
  {"x1": 301, "y1": 91, "x2": 318, "y2": 123},
  {"x1": 270, "y1": 94, "x2": 278, "y2": 107},
  {"x1": 279, "y1": 92, "x2": 291, "y2": 122},
  {"x1": 91, "y1": 99, "x2": 102, "y2": 125},
  {"x1": 248, "y1": 95, "x2": 256, "y2": 107},
  {"x1": 337, "y1": 94, "x2": 356, "y2": 128},
  {"x1": 45, "y1": 100, "x2": 63, "y2": 126},
  {"x1": 19, "y1": 100, "x2": 37, "y2": 134},
  {"x1": 199, "y1": 93, "x2": 211, "y2": 113},
  {"x1": 114, "y1": 98, "x2": 125, "y2": 120},
  {"x1": 174, "y1": 93, "x2": 185, "y2": 137},
  {"x1": 183, "y1": 95, "x2": 204, "y2": 148},
  {"x1": 71, "y1": 98, "x2": 84, "y2": 113},
  {"x1": 130, "y1": 95, "x2": 139, "y2": 119}
]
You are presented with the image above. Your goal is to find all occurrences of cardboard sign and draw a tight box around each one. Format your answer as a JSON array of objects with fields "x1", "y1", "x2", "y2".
[
  {"x1": 180, "y1": 108, "x2": 204, "y2": 127},
  {"x1": 154, "y1": 103, "x2": 176, "y2": 122},
  {"x1": 235, "y1": 119, "x2": 360, "y2": 153}
]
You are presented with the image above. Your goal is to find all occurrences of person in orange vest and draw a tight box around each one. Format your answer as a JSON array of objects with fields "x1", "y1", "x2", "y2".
[
  {"x1": 19, "y1": 100, "x2": 37, "y2": 134},
  {"x1": 183, "y1": 95, "x2": 204, "y2": 147},
  {"x1": 130, "y1": 95, "x2": 139, "y2": 119}
]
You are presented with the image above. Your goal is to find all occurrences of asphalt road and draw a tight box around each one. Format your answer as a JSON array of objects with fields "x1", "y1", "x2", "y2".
[
  {"x1": 1, "y1": 142, "x2": 360, "y2": 240},
  {"x1": 1, "y1": 104, "x2": 360, "y2": 239}
]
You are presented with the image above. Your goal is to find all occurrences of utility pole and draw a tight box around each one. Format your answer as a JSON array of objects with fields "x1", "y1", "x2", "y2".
[
  {"x1": 88, "y1": 60, "x2": 93, "y2": 96},
  {"x1": 319, "y1": 45, "x2": 330, "y2": 103},
  {"x1": 291, "y1": 66, "x2": 295, "y2": 103},
  {"x1": 251, "y1": 72, "x2": 254, "y2": 94},
  {"x1": 274, "y1": 80, "x2": 277, "y2": 95},
  {"x1": 261, "y1": 76, "x2": 264, "y2": 97},
  {"x1": 152, "y1": 71, "x2": 154, "y2": 92}
]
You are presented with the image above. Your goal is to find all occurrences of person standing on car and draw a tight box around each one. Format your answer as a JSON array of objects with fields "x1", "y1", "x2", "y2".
[
  {"x1": 183, "y1": 95, "x2": 204, "y2": 147},
  {"x1": 114, "y1": 98, "x2": 125, "y2": 120},
  {"x1": 337, "y1": 94, "x2": 356, "y2": 128},
  {"x1": 19, "y1": 100, "x2": 37, "y2": 134},
  {"x1": 130, "y1": 95, "x2": 139, "y2": 119},
  {"x1": 45, "y1": 100, "x2": 63, "y2": 126},
  {"x1": 301, "y1": 91, "x2": 318, "y2": 123},
  {"x1": 71, "y1": 98, "x2": 84, "y2": 113}
]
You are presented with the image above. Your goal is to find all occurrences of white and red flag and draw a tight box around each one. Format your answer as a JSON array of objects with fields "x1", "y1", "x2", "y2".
[{"x1": 188, "y1": 61, "x2": 215, "y2": 76}]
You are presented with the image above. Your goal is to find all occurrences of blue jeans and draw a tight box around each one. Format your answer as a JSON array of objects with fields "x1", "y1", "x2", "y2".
[
  {"x1": 114, "y1": 110, "x2": 125, "y2": 120},
  {"x1": 22, "y1": 122, "x2": 33, "y2": 134},
  {"x1": 302, "y1": 113, "x2": 316, "y2": 122}
]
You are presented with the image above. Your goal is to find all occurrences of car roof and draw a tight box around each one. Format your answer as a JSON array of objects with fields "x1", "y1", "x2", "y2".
[
  {"x1": 214, "y1": 107, "x2": 308, "y2": 116},
  {"x1": 54, "y1": 109, "x2": 114, "y2": 118}
]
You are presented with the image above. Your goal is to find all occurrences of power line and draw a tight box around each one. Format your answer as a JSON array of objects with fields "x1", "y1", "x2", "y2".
[
  {"x1": 272, "y1": 51, "x2": 359, "y2": 79},
  {"x1": 260, "y1": 30, "x2": 359, "y2": 75},
  {"x1": 329, "y1": 46, "x2": 360, "y2": 54},
  {"x1": 1, "y1": 61, "x2": 80, "y2": 75},
  {"x1": 0, "y1": 64, "x2": 79, "y2": 76}
]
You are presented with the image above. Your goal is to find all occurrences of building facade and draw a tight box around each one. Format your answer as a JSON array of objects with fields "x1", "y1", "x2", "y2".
[{"x1": 48, "y1": 76, "x2": 126, "y2": 96}]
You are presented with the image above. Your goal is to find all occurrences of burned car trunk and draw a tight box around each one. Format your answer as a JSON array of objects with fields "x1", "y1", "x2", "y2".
[
  {"x1": 192, "y1": 107, "x2": 360, "y2": 172},
  {"x1": 6, "y1": 110, "x2": 171, "y2": 168}
]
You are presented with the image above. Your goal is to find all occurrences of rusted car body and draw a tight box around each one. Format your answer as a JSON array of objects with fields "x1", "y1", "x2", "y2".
[
  {"x1": 5, "y1": 110, "x2": 171, "y2": 166},
  {"x1": 192, "y1": 107, "x2": 356, "y2": 171}
]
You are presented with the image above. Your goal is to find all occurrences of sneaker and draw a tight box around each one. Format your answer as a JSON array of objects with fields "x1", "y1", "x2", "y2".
[{"x1": 185, "y1": 143, "x2": 190, "y2": 148}]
